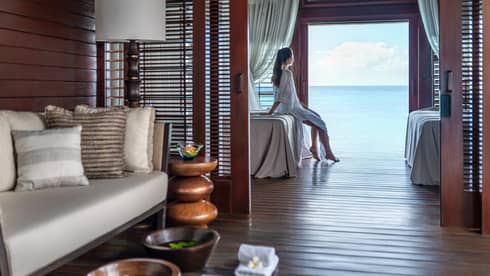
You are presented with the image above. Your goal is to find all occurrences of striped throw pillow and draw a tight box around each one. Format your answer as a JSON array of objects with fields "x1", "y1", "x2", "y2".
[
  {"x1": 12, "y1": 126, "x2": 89, "y2": 192},
  {"x1": 45, "y1": 106, "x2": 127, "y2": 179}
]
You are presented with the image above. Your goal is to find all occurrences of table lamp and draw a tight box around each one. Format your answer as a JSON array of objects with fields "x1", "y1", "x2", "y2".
[{"x1": 96, "y1": 0, "x2": 166, "y2": 107}]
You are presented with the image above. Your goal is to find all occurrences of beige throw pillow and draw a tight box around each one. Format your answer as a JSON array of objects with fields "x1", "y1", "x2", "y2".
[
  {"x1": 75, "y1": 105, "x2": 156, "y2": 173},
  {"x1": 12, "y1": 126, "x2": 89, "y2": 192},
  {"x1": 45, "y1": 106, "x2": 127, "y2": 179}
]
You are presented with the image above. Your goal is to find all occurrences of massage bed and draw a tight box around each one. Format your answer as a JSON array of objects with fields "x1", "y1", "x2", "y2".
[
  {"x1": 404, "y1": 109, "x2": 440, "y2": 186},
  {"x1": 250, "y1": 114, "x2": 299, "y2": 178}
]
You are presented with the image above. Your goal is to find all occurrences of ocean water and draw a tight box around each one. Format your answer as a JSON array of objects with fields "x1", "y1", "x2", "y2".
[{"x1": 308, "y1": 86, "x2": 409, "y2": 157}]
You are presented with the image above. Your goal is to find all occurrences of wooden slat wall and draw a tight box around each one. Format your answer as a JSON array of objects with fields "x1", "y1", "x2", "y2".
[
  {"x1": 462, "y1": 0, "x2": 483, "y2": 193},
  {"x1": 0, "y1": 0, "x2": 96, "y2": 111},
  {"x1": 140, "y1": 0, "x2": 194, "y2": 153}
]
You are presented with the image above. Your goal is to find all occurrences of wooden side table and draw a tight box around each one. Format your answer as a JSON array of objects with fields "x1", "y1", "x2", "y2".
[{"x1": 167, "y1": 157, "x2": 218, "y2": 228}]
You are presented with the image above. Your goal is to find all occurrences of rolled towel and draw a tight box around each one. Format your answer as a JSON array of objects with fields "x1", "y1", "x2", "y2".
[{"x1": 235, "y1": 244, "x2": 278, "y2": 276}]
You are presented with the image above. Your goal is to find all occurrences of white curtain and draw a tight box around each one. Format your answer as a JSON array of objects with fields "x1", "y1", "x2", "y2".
[
  {"x1": 248, "y1": 0, "x2": 299, "y2": 111},
  {"x1": 418, "y1": 0, "x2": 439, "y2": 56}
]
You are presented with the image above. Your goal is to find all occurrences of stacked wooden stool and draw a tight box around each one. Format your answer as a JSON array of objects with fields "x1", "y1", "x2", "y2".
[{"x1": 167, "y1": 157, "x2": 218, "y2": 228}]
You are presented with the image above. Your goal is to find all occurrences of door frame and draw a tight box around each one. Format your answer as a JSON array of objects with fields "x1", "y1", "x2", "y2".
[{"x1": 292, "y1": 3, "x2": 432, "y2": 112}]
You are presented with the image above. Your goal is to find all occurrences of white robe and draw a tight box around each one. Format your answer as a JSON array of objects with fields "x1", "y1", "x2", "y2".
[{"x1": 273, "y1": 69, "x2": 329, "y2": 164}]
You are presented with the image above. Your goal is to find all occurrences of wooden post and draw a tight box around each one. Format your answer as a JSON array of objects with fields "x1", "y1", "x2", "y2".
[
  {"x1": 439, "y1": 0, "x2": 465, "y2": 228},
  {"x1": 230, "y1": 0, "x2": 250, "y2": 214},
  {"x1": 193, "y1": 0, "x2": 206, "y2": 150},
  {"x1": 96, "y1": 42, "x2": 106, "y2": 107}
]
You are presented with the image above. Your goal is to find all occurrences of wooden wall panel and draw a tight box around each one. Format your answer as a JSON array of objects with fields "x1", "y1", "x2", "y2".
[
  {"x1": 0, "y1": 0, "x2": 96, "y2": 112},
  {"x1": 230, "y1": 0, "x2": 250, "y2": 214},
  {"x1": 439, "y1": 0, "x2": 465, "y2": 228}
]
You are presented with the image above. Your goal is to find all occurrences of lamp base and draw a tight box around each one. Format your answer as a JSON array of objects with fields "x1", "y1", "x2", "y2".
[{"x1": 125, "y1": 39, "x2": 140, "y2": 107}]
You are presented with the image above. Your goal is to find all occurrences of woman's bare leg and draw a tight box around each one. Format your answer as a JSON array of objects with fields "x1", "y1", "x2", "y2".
[
  {"x1": 318, "y1": 130, "x2": 338, "y2": 161},
  {"x1": 304, "y1": 120, "x2": 338, "y2": 162},
  {"x1": 310, "y1": 127, "x2": 320, "y2": 160}
]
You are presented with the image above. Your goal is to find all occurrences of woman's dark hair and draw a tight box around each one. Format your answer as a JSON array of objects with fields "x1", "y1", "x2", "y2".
[{"x1": 271, "y1": 47, "x2": 293, "y2": 87}]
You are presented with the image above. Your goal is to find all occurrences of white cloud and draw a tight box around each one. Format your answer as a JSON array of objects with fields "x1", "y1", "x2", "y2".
[{"x1": 308, "y1": 42, "x2": 408, "y2": 86}]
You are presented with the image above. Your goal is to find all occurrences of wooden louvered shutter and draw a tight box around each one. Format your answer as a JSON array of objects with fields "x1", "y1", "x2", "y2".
[
  {"x1": 433, "y1": 55, "x2": 440, "y2": 108},
  {"x1": 206, "y1": 0, "x2": 250, "y2": 213},
  {"x1": 256, "y1": 73, "x2": 274, "y2": 109},
  {"x1": 97, "y1": 42, "x2": 125, "y2": 107},
  {"x1": 140, "y1": 0, "x2": 194, "y2": 151},
  {"x1": 462, "y1": 0, "x2": 483, "y2": 193},
  {"x1": 440, "y1": 0, "x2": 483, "y2": 229},
  {"x1": 97, "y1": 0, "x2": 251, "y2": 214},
  {"x1": 207, "y1": 0, "x2": 231, "y2": 176}
]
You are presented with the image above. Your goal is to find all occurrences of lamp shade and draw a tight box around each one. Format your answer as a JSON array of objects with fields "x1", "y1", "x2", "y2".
[{"x1": 96, "y1": 0, "x2": 165, "y2": 42}]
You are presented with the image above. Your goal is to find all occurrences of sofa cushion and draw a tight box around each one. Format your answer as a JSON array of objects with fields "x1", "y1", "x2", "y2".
[
  {"x1": 75, "y1": 105, "x2": 156, "y2": 173},
  {"x1": 0, "y1": 111, "x2": 46, "y2": 192},
  {"x1": 12, "y1": 126, "x2": 89, "y2": 192},
  {"x1": 0, "y1": 171, "x2": 167, "y2": 276},
  {"x1": 45, "y1": 106, "x2": 128, "y2": 179}
]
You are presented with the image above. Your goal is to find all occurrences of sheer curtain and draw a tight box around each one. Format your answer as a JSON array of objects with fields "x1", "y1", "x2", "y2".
[
  {"x1": 418, "y1": 0, "x2": 439, "y2": 56},
  {"x1": 248, "y1": 0, "x2": 299, "y2": 111}
]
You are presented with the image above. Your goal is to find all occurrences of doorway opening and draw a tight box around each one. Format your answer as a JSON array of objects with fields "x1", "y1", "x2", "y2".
[{"x1": 308, "y1": 22, "x2": 409, "y2": 159}]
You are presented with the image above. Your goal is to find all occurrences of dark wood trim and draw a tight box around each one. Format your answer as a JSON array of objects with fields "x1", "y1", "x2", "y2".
[
  {"x1": 408, "y1": 17, "x2": 418, "y2": 112},
  {"x1": 96, "y1": 42, "x2": 106, "y2": 107},
  {"x1": 29, "y1": 202, "x2": 166, "y2": 276},
  {"x1": 161, "y1": 123, "x2": 173, "y2": 174},
  {"x1": 416, "y1": 15, "x2": 434, "y2": 109},
  {"x1": 192, "y1": 0, "x2": 206, "y2": 150},
  {"x1": 439, "y1": 0, "x2": 465, "y2": 228},
  {"x1": 482, "y1": 0, "x2": 490, "y2": 235},
  {"x1": 230, "y1": 0, "x2": 250, "y2": 214},
  {"x1": 301, "y1": 0, "x2": 417, "y2": 8}
]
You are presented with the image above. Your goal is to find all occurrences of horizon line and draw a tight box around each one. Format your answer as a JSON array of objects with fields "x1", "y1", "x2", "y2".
[{"x1": 309, "y1": 84, "x2": 409, "y2": 87}]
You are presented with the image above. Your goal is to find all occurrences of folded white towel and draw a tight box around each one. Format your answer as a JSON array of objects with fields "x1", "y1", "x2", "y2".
[{"x1": 235, "y1": 244, "x2": 278, "y2": 276}]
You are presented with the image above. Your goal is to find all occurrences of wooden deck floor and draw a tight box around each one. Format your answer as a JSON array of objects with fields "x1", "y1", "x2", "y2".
[{"x1": 52, "y1": 153, "x2": 490, "y2": 275}]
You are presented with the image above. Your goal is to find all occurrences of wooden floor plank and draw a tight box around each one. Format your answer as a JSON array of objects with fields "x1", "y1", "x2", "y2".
[{"x1": 52, "y1": 152, "x2": 490, "y2": 275}]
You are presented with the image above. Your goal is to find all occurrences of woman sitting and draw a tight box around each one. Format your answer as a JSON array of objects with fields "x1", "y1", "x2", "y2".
[{"x1": 267, "y1": 47, "x2": 339, "y2": 162}]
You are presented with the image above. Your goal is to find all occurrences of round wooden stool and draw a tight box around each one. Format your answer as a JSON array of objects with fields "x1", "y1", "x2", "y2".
[{"x1": 167, "y1": 157, "x2": 218, "y2": 227}]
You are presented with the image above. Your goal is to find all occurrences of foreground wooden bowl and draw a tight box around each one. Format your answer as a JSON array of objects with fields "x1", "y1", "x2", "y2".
[
  {"x1": 143, "y1": 227, "x2": 220, "y2": 273},
  {"x1": 87, "y1": 258, "x2": 180, "y2": 276}
]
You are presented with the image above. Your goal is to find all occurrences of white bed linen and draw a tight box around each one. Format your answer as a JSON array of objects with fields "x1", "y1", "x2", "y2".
[
  {"x1": 250, "y1": 114, "x2": 298, "y2": 178},
  {"x1": 404, "y1": 110, "x2": 440, "y2": 186}
]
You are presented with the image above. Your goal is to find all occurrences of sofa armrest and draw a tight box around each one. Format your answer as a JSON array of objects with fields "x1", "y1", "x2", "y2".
[
  {"x1": 0, "y1": 210, "x2": 11, "y2": 276},
  {"x1": 152, "y1": 122, "x2": 172, "y2": 173}
]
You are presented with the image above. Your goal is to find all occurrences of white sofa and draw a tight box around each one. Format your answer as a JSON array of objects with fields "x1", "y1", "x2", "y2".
[{"x1": 0, "y1": 111, "x2": 170, "y2": 276}]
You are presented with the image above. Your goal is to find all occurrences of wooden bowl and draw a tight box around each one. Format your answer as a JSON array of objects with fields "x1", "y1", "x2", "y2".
[
  {"x1": 143, "y1": 227, "x2": 220, "y2": 272},
  {"x1": 87, "y1": 258, "x2": 180, "y2": 276}
]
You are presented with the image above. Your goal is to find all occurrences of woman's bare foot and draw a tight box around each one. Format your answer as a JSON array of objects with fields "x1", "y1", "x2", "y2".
[
  {"x1": 326, "y1": 152, "x2": 340, "y2": 162},
  {"x1": 310, "y1": 146, "x2": 320, "y2": 161}
]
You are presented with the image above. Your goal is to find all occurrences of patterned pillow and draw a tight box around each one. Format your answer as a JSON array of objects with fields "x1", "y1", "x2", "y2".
[
  {"x1": 12, "y1": 126, "x2": 89, "y2": 192},
  {"x1": 74, "y1": 105, "x2": 156, "y2": 173},
  {"x1": 45, "y1": 106, "x2": 127, "y2": 179}
]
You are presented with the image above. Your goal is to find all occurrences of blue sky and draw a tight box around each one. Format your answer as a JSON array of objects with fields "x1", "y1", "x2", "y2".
[{"x1": 308, "y1": 22, "x2": 409, "y2": 86}]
